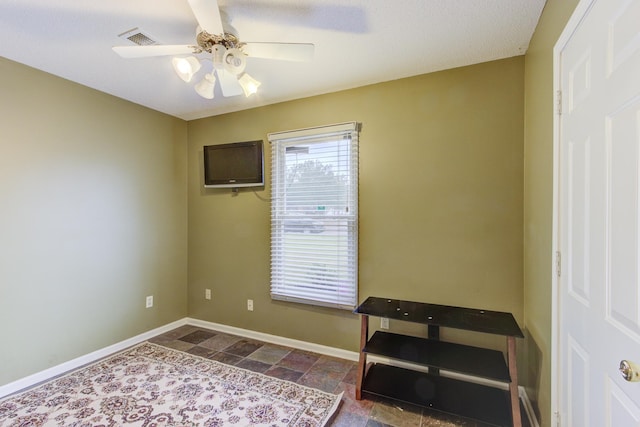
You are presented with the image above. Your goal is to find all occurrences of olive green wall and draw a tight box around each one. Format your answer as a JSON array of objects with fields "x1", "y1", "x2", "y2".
[
  {"x1": 0, "y1": 57, "x2": 189, "y2": 386},
  {"x1": 523, "y1": 1, "x2": 579, "y2": 425},
  {"x1": 188, "y1": 56, "x2": 524, "y2": 353}
]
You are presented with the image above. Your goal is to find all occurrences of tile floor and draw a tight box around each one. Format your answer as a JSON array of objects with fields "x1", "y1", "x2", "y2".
[{"x1": 149, "y1": 325, "x2": 528, "y2": 427}]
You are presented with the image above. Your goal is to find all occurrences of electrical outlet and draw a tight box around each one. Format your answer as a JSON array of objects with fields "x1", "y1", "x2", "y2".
[
  {"x1": 380, "y1": 317, "x2": 389, "y2": 329},
  {"x1": 146, "y1": 295, "x2": 153, "y2": 308},
  {"x1": 247, "y1": 299, "x2": 254, "y2": 311},
  {"x1": 205, "y1": 289, "x2": 211, "y2": 300}
]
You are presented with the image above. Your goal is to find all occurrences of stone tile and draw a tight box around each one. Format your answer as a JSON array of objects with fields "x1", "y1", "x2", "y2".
[
  {"x1": 223, "y1": 339, "x2": 263, "y2": 357},
  {"x1": 159, "y1": 340, "x2": 196, "y2": 352},
  {"x1": 419, "y1": 411, "x2": 480, "y2": 426},
  {"x1": 198, "y1": 333, "x2": 241, "y2": 351},
  {"x1": 306, "y1": 355, "x2": 355, "y2": 381},
  {"x1": 264, "y1": 366, "x2": 304, "y2": 383},
  {"x1": 329, "y1": 410, "x2": 369, "y2": 427},
  {"x1": 186, "y1": 345, "x2": 217, "y2": 359},
  {"x1": 156, "y1": 325, "x2": 200, "y2": 341},
  {"x1": 147, "y1": 334, "x2": 175, "y2": 345},
  {"x1": 236, "y1": 358, "x2": 272, "y2": 374},
  {"x1": 369, "y1": 399, "x2": 422, "y2": 427},
  {"x1": 179, "y1": 330, "x2": 217, "y2": 344},
  {"x1": 364, "y1": 420, "x2": 393, "y2": 427},
  {"x1": 332, "y1": 382, "x2": 374, "y2": 418},
  {"x1": 314, "y1": 355, "x2": 356, "y2": 373},
  {"x1": 277, "y1": 349, "x2": 320, "y2": 372},
  {"x1": 208, "y1": 351, "x2": 243, "y2": 365},
  {"x1": 298, "y1": 371, "x2": 341, "y2": 394},
  {"x1": 342, "y1": 365, "x2": 360, "y2": 385},
  {"x1": 247, "y1": 344, "x2": 291, "y2": 365}
]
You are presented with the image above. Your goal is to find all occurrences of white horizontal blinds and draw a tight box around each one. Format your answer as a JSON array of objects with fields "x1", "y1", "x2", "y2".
[{"x1": 269, "y1": 122, "x2": 358, "y2": 310}]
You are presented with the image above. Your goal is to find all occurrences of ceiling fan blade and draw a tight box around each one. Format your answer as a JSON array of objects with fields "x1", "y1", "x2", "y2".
[
  {"x1": 188, "y1": 0, "x2": 224, "y2": 35},
  {"x1": 216, "y1": 69, "x2": 243, "y2": 97},
  {"x1": 243, "y1": 42, "x2": 314, "y2": 62},
  {"x1": 112, "y1": 45, "x2": 197, "y2": 58}
]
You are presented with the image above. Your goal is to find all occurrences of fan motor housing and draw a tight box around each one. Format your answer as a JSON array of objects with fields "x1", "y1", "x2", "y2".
[{"x1": 196, "y1": 31, "x2": 242, "y2": 53}]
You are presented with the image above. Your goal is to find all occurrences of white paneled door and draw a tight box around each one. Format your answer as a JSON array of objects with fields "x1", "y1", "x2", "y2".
[{"x1": 557, "y1": 0, "x2": 640, "y2": 425}]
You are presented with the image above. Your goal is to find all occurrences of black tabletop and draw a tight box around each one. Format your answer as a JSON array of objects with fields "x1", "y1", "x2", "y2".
[{"x1": 354, "y1": 296, "x2": 524, "y2": 338}]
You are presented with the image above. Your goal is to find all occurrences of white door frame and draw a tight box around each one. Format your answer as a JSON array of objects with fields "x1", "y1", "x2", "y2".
[{"x1": 551, "y1": 0, "x2": 597, "y2": 424}]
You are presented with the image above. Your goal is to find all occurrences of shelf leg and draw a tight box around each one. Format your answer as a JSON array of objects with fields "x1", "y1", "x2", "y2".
[
  {"x1": 507, "y1": 336, "x2": 522, "y2": 427},
  {"x1": 428, "y1": 324, "x2": 440, "y2": 375},
  {"x1": 355, "y1": 314, "x2": 368, "y2": 400}
]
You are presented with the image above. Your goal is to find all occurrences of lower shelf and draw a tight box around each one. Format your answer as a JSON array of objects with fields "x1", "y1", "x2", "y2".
[
  {"x1": 362, "y1": 363, "x2": 512, "y2": 427},
  {"x1": 363, "y1": 331, "x2": 511, "y2": 382}
]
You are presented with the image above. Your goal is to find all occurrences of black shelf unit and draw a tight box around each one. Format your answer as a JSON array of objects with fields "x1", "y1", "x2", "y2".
[{"x1": 354, "y1": 297, "x2": 524, "y2": 427}]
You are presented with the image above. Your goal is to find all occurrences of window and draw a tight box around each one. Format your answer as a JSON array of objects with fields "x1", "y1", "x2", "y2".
[{"x1": 269, "y1": 122, "x2": 359, "y2": 310}]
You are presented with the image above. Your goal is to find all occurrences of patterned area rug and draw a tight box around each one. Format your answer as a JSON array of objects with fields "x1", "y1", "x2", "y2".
[{"x1": 0, "y1": 342, "x2": 343, "y2": 426}]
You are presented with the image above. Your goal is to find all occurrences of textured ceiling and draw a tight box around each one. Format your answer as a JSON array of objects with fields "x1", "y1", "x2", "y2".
[{"x1": 0, "y1": 0, "x2": 546, "y2": 120}]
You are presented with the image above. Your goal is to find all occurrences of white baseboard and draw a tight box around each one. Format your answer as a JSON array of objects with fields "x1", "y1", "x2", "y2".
[
  {"x1": 0, "y1": 317, "x2": 541, "y2": 427},
  {"x1": 520, "y1": 387, "x2": 541, "y2": 427},
  {"x1": 0, "y1": 318, "x2": 188, "y2": 399}
]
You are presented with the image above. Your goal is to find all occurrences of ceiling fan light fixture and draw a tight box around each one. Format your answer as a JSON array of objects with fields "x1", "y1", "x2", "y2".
[
  {"x1": 195, "y1": 73, "x2": 216, "y2": 99},
  {"x1": 171, "y1": 56, "x2": 201, "y2": 82},
  {"x1": 112, "y1": 0, "x2": 317, "y2": 104},
  {"x1": 212, "y1": 45, "x2": 226, "y2": 70},
  {"x1": 238, "y1": 72, "x2": 261, "y2": 97},
  {"x1": 223, "y1": 48, "x2": 247, "y2": 75}
]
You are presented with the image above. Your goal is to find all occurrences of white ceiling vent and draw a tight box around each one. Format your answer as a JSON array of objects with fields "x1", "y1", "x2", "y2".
[{"x1": 118, "y1": 28, "x2": 158, "y2": 46}]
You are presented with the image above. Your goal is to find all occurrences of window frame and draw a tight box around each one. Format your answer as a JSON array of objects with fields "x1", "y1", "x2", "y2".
[{"x1": 268, "y1": 122, "x2": 359, "y2": 310}]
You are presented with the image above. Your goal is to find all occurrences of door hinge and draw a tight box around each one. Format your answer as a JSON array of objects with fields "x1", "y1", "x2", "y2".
[
  {"x1": 555, "y1": 411, "x2": 561, "y2": 427},
  {"x1": 556, "y1": 251, "x2": 562, "y2": 277},
  {"x1": 556, "y1": 90, "x2": 562, "y2": 115}
]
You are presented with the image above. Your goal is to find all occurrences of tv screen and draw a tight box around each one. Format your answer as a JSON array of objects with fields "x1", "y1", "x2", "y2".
[{"x1": 203, "y1": 140, "x2": 264, "y2": 188}]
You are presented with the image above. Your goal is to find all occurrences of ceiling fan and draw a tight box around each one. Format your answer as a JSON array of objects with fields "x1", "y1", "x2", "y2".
[{"x1": 112, "y1": 0, "x2": 314, "y2": 99}]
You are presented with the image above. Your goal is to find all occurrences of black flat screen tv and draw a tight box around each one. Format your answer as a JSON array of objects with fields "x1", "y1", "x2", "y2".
[{"x1": 203, "y1": 140, "x2": 264, "y2": 188}]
